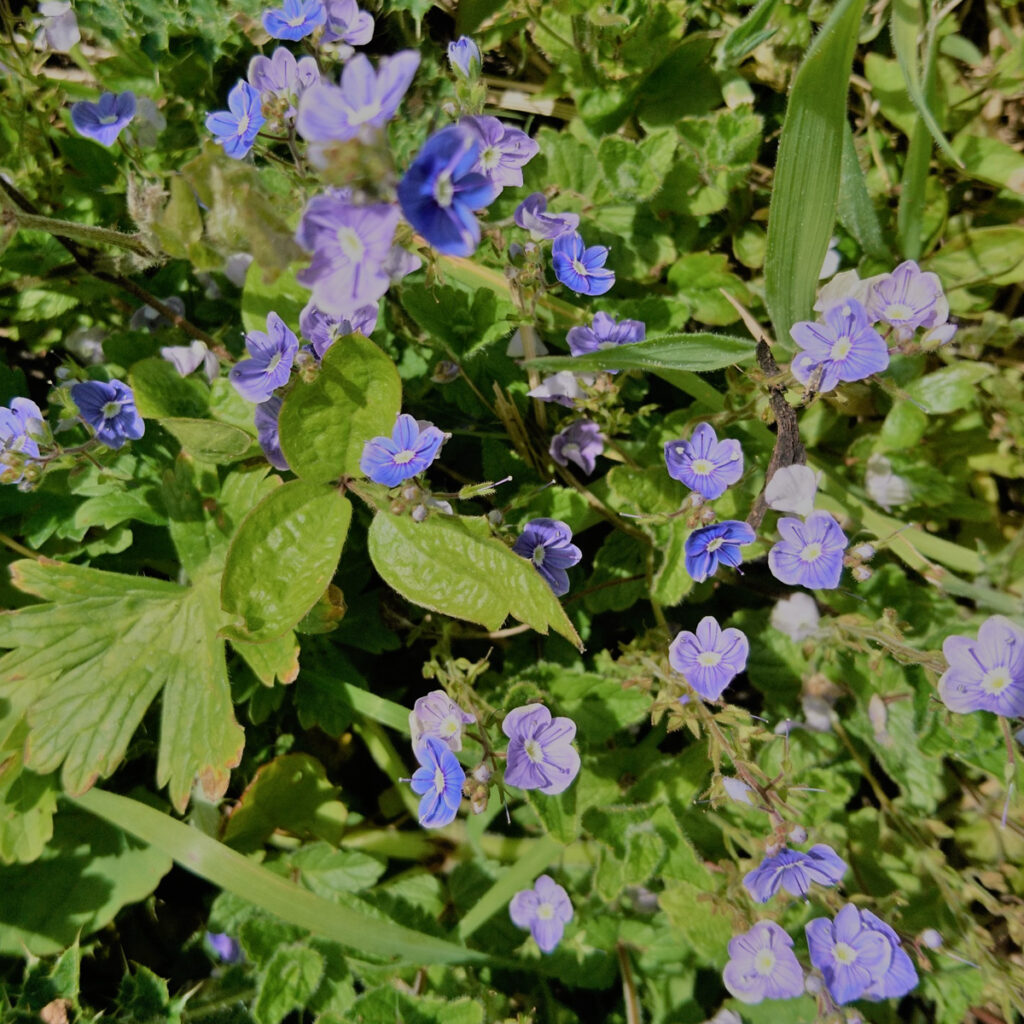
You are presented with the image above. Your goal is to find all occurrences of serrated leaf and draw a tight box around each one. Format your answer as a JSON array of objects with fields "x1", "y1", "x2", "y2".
[
  {"x1": 659, "y1": 880, "x2": 733, "y2": 967},
  {"x1": 367, "y1": 513, "x2": 582, "y2": 649},
  {"x1": 223, "y1": 754, "x2": 347, "y2": 853},
  {"x1": 160, "y1": 417, "x2": 253, "y2": 463},
  {"x1": 232, "y1": 630, "x2": 300, "y2": 686},
  {"x1": 0, "y1": 730, "x2": 57, "y2": 864},
  {"x1": 764, "y1": 0, "x2": 867, "y2": 346},
  {"x1": 253, "y1": 944, "x2": 324, "y2": 1024},
  {"x1": 528, "y1": 333, "x2": 756, "y2": 377},
  {"x1": 221, "y1": 481, "x2": 351, "y2": 642},
  {"x1": 0, "y1": 559, "x2": 243, "y2": 811},
  {"x1": 292, "y1": 842, "x2": 386, "y2": 898},
  {"x1": 278, "y1": 333, "x2": 401, "y2": 483}
]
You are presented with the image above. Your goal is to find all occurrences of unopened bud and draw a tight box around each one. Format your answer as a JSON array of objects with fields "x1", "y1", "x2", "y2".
[
  {"x1": 851, "y1": 543, "x2": 876, "y2": 561},
  {"x1": 430, "y1": 360, "x2": 460, "y2": 383},
  {"x1": 788, "y1": 824, "x2": 808, "y2": 844},
  {"x1": 804, "y1": 974, "x2": 824, "y2": 995},
  {"x1": 472, "y1": 763, "x2": 492, "y2": 784},
  {"x1": 411, "y1": 504, "x2": 428, "y2": 522},
  {"x1": 469, "y1": 783, "x2": 489, "y2": 814},
  {"x1": 486, "y1": 508, "x2": 503, "y2": 526},
  {"x1": 402, "y1": 485, "x2": 420, "y2": 502},
  {"x1": 851, "y1": 565, "x2": 873, "y2": 582},
  {"x1": 699, "y1": 505, "x2": 717, "y2": 524},
  {"x1": 920, "y1": 928, "x2": 943, "y2": 949}
]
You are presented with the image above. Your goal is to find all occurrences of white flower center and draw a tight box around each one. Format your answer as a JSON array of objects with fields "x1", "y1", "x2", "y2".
[
  {"x1": 337, "y1": 226, "x2": 365, "y2": 262},
  {"x1": 571, "y1": 257, "x2": 587, "y2": 276},
  {"x1": 434, "y1": 174, "x2": 455, "y2": 208},
  {"x1": 265, "y1": 352, "x2": 282, "y2": 374},
  {"x1": 393, "y1": 449, "x2": 416, "y2": 465},
  {"x1": 884, "y1": 302, "x2": 912, "y2": 320},
  {"x1": 101, "y1": 400, "x2": 122, "y2": 419},
  {"x1": 236, "y1": 113, "x2": 250, "y2": 136},
  {"x1": 754, "y1": 949, "x2": 776, "y2": 975},
  {"x1": 100, "y1": 113, "x2": 119, "y2": 125},
  {"x1": 800, "y1": 542, "x2": 823, "y2": 563},
  {"x1": 432, "y1": 766, "x2": 445, "y2": 794},
  {"x1": 697, "y1": 651, "x2": 722, "y2": 668},
  {"x1": 287, "y1": 13, "x2": 306, "y2": 25},
  {"x1": 830, "y1": 336, "x2": 852, "y2": 361},
  {"x1": 981, "y1": 668, "x2": 1012, "y2": 695},
  {"x1": 532, "y1": 544, "x2": 546, "y2": 566},
  {"x1": 706, "y1": 537, "x2": 724, "y2": 552},
  {"x1": 440, "y1": 716, "x2": 459, "y2": 737},
  {"x1": 674, "y1": 445, "x2": 686, "y2": 456},
  {"x1": 563, "y1": 442, "x2": 581, "y2": 459},
  {"x1": 347, "y1": 102, "x2": 380, "y2": 126},
  {"x1": 536, "y1": 901, "x2": 554, "y2": 920},
  {"x1": 834, "y1": 941, "x2": 858, "y2": 966},
  {"x1": 691, "y1": 458, "x2": 713, "y2": 476},
  {"x1": 479, "y1": 145, "x2": 499, "y2": 169},
  {"x1": 524, "y1": 738, "x2": 543, "y2": 763}
]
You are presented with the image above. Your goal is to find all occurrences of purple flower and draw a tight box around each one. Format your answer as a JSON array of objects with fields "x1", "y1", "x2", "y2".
[
  {"x1": 514, "y1": 193, "x2": 579, "y2": 242},
  {"x1": 254, "y1": 396, "x2": 289, "y2": 471},
  {"x1": 448, "y1": 36, "x2": 481, "y2": 78},
  {"x1": 527, "y1": 371, "x2": 590, "y2": 407},
  {"x1": 550, "y1": 419, "x2": 603, "y2": 475},
  {"x1": 295, "y1": 192, "x2": 399, "y2": 317},
  {"x1": 768, "y1": 511, "x2": 848, "y2": 590},
  {"x1": 684, "y1": 520, "x2": 755, "y2": 583},
  {"x1": 938, "y1": 615, "x2": 1024, "y2": 718},
  {"x1": 397, "y1": 124, "x2": 498, "y2": 258},
  {"x1": 206, "y1": 932, "x2": 243, "y2": 963},
  {"x1": 509, "y1": 875, "x2": 573, "y2": 953},
  {"x1": 664, "y1": 422, "x2": 743, "y2": 501},
  {"x1": 0, "y1": 397, "x2": 45, "y2": 482},
  {"x1": 866, "y1": 260, "x2": 949, "y2": 341},
  {"x1": 408, "y1": 735, "x2": 465, "y2": 828},
  {"x1": 462, "y1": 115, "x2": 539, "y2": 193},
  {"x1": 722, "y1": 920, "x2": 805, "y2": 1004},
  {"x1": 858, "y1": 910, "x2": 920, "y2": 1000},
  {"x1": 70, "y1": 379, "x2": 144, "y2": 449},
  {"x1": 552, "y1": 232, "x2": 615, "y2": 296},
  {"x1": 70, "y1": 91, "x2": 136, "y2": 147},
  {"x1": 743, "y1": 844, "x2": 848, "y2": 903},
  {"x1": 511, "y1": 518, "x2": 582, "y2": 597},
  {"x1": 360, "y1": 413, "x2": 446, "y2": 487},
  {"x1": 299, "y1": 300, "x2": 378, "y2": 359},
  {"x1": 566, "y1": 311, "x2": 644, "y2": 360},
  {"x1": 248, "y1": 47, "x2": 320, "y2": 120},
  {"x1": 161, "y1": 340, "x2": 219, "y2": 382},
  {"x1": 321, "y1": 0, "x2": 373, "y2": 46},
  {"x1": 409, "y1": 690, "x2": 475, "y2": 752},
  {"x1": 502, "y1": 703, "x2": 580, "y2": 795},
  {"x1": 790, "y1": 299, "x2": 889, "y2": 394},
  {"x1": 35, "y1": 1, "x2": 80, "y2": 53},
  {"x1": 206, "y1": 81, "x2": 265, "y2": 160},
  {"x1": 668, "y1": 616, "x2": 749, "y2": 701},
  {"x1": 805, "y1": 904, "x2": 897, "y2": 1005},
  {"x1": 229, "y1": 312, "x2": 298, "y2": 404},
  {"x1": 297, "y1": 51, "x2": 420, "y2": 143},
  {"x1": 262, "y1": 0, "x2": 326, "y2": 40}
]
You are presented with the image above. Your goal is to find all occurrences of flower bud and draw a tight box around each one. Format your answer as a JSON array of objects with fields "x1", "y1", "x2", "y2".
[
  {"x1": 920, "y1": 928, "x2": 943, "y2": 949},
  {"x1": 851, "y1": 542, "x2": 876, "y2": 561},
  {"x1": 851, "y1": 565, "x2": 873, "y2": 582},
  {"x1": 472, "y1": 762, "x2": 492, "y2": 784},
  {"x1": 788, "y1": 824, "x2": 808, "y2": 844},
  {"x1": 411, "y1": 504, "x2": 428, "y2": 522},
  {"x1": 447, "y1": 36, "x2": 481, "y2": 79}
]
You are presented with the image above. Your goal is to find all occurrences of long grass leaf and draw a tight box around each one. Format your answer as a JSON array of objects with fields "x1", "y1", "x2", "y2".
[
  {"x1": 764, "y1": 0, "x2": 867, "y2": 347},
  {"x1": 838, "y1": 123, "x2": 888, "y2": 260}
]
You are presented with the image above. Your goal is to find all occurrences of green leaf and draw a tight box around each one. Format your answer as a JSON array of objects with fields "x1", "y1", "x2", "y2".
[
  {"x1": 923, "y1": 226, "x2": 1024, "y2": 294},
  {"x1": 666, "y1": 252, "x2": 751, "y2": 325},
  {"x1": 0, "y1": 559, "x2": 244, "y2": 811},
  {"x1": 717, "y1": 0, "x2": 782, "y2": 66},
  {"x1": 0, "y1": 804, "x2": 171, "y2": 956},
  {"x1": 400, "y1": 282, "x2": 516, "y2": 355},
  {"x1": 158, "y1": 417, "x2": 253, "y2": 463},
  {"x1": 72, "y1": 787, "x2": 483, "y2": 965},
  {"x1": 278, "y1": 333, "x2": 402, "y2": 483},
  {"x1": 253, "y1": 944, "x2": 324, "y2": 1024},
  {"x1": 221, "y1": 481, "x2": 352, "y2": 642},
  {"x1": 528, "y1": 333, "x2": 756, "y2": 376},
  {"x1": 952, "y1": 133, "x2": 1024, "y2": 195},
  {"x1": 222, "y1": 754, "x2": 348, "y2": 852},
  {"x1": 659, "y1": 880, "x2": 733, "y2": 967},
  {"x1": 118, "y1": 963, "x2": 175, "y2": 1024},
  {"x1": 598, "y1": 131, "x2": 677, "y2": 202},
  {"x1": 242, "y1": 261, "x2": 311, "y2": 335},
  {"x1": 0, "y1": 734, "x2": 58, "y2": 865},
  {"x1": 292, "y1": 842, "x2": 386, "y2": 898},
  {"x1": 764, "y1": 0, "x2": 867, "y2": 346},
  {"x1": 903, "y1": 362, "x2": 995, "y2": 414},
  {"x1": 129, "y1": 358, "x2": 210, "y2": 419},
  {"x1": 367, "y1": 513, "x2": 582, "y2": 649},
  {"x1": 232, "y1": 630, "x2": 301, "y2": 686},
  {"x1": 838, "y1": 124, "x2": 888, "y2": 260}
]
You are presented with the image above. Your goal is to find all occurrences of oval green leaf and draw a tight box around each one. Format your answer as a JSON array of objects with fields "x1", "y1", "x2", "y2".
[
  {"x1": 278, "y1": 333, "x2": 402, "y2": 483},
  {"x1": 368, "y1": 513, "x2": 582, "y2": 650},
  {"x1": 221, "y1": 480, "x2": 352, "y2": 642},
  {"x1": 160, "y1": 417, "x2": 254, "y2": 463}
]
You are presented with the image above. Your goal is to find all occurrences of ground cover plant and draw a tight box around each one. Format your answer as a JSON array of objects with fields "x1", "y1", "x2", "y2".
[{"x1": 0, "y1": 0, "x2": 1023, "y2": 1021}]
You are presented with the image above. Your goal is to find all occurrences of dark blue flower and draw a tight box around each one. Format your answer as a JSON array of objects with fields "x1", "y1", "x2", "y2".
[
  {"x1": 684, "y1": 520, "x2": 755, "y2": 582},
  {"x1": 551, "y1": 231, "x2": 614, "y2": 296},
  {"x1": 566, "y1": 311, "x2": 644, "y2": 357},
  {"x1": 408, "y1": 735, "x2": 465, "y2": 828},
  {"x1": 70, "y1": 91, "x2": 136, "y2": 147},
  {"x1": 229, "y1": 312, "x2": 298, "y2": 404},
  {"x1": 360, "y1": 413, "x2": 446, "y2": 487},
  {"x1": 397, "y1": 124, "x2": 498, "y2": 257},
  {"x1": 71, "y1": 379, "x2": 145, "y2": 449},
  {"x1": 512, "y1": 518, "x2": 582, "y2": 597},
  {"x1": 262, "y1": 0, "x2": 326, "y2": 40},
  {"x1": 206, "y1": 81, "x2": 265, "y2": 160},
  {"x1": 254, "y1": 396, "x2": 289, "y2": 471},
  {"x1": 743, "y1": 844, "x2": 847, "y2": 903}
]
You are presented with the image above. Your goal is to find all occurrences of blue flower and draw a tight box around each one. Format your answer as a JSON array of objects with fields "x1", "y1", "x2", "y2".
[
  {"x1": 512, "y1": 518, "x2": 582, "y2": 597},
  {"x1": 668, "y1": 615, "x2": 749, "y2": 701},
  {"x1": 938, "y1": 615, "x2": 1024, "y2": 718},
  {"x1": 549, "y1": 419, "x2": 603, "y2": 476},
  {"x1": 566, "y1": 311, "x2": 644, "y2": 360},
  {"x1": 299, "y1": 300, "x2": 378, "y2": 359},
  {"x1": 806, "y1": 904, "x2": 906, "y2": 1005},
  {"x1": 229, "y1": 312, "x2": 298, "y2": 404},
  {"x1": 70, "y1": 379, "x2": 145, "y2": 449},
  {"x1": 790, "y1": 299, "x2": 889, "y2": 393},
  {"x1": 462, "y1": 115, "x2": 539, "y2": 193},
  {"x1": 514, "y1": 193, "x2": 580, "y2": 242},
  {"x1": 254, "y1": 396, "x2": 289, "y2": 471},
  {"x1": 684, "y1": 520, "x2": 755, "y2": 582},
  {"x1": 0, "y1": 397, "x2": 45, "y2": 483},
  {"x1": 448, "y1": 36, "x2": 481, "y2": 78},
  {"x1": 509, "y1": 875, "x2": 573, "y2": 954},
  {"x1": 397, "y1": 124, "x2": 498, "y2": 257},
  {"x1": 262, "y1": 0, "x2": 326, "y2": 40},
  {"x1": 408, "y1": 735, "x2": 465, "y2": 828},
  {"x1": 552, "y1": 231, "x2": 615, "y2": 296},
  {"x1": 247, "y1": 47, "x2": 320, "y2": 121},
  {"x1": 767, "y1": 511, "x2": 848, "y2": 590},
  {"x1": 502, "y1": 703, "x2": 580, "y2": 795},
  {"x1": 321, "y1": 0, "x2": 374, "y2": 46},
  {"x1": 360, "y1": 413, "x2": 446, "y2": 487},
  {"x1": 70, "y1": 91, "x2": 136, "y2": 147},
  {"x1": 858, "y1": 909, "x2": 920, "y2": 1001},
  {"x1": 206, "y1": 81, "x2": 265, "y2": 159},
  {"x1": 865, "y1": 259, "x2": 949, "y2": 341},
  {"x1": 743, "y1": 844, "x2": 847, "y2": 903},
  {"x1": 206, "y1": 932, "x2": 243, "y2": 964},
  {"x1": 409, "y1": 690, "x2": 475, "y2": 753},
  {"x1": 664, "y1": 422, "x2": 743, "y2": 500},
  {"x1": 723, "y1": 920, "x2": 805, "y2": 1004}
]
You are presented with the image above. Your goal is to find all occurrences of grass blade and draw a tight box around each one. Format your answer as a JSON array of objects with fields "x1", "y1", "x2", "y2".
[
  {"x1": 838, "y1": 123, "x2": 888, "y2": 260},
  {"x1": 527, "y1": 333, "x2": 756, "y2": 375},
  {"x1": 764, "y1": 0, "x2": 867, "y2": 347},
  {"x1": 71, "y1": 788, "x2": 484, "y2": 965}
]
